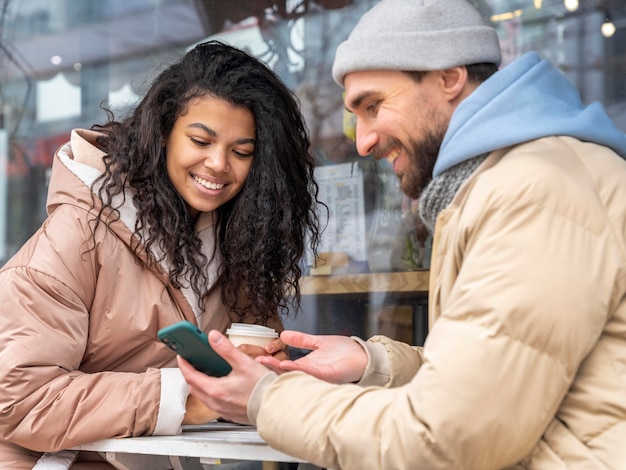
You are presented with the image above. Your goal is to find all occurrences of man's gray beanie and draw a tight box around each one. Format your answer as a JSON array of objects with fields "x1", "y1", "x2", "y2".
[{"x1": 332, "y1": 0, "x2": 502, "y2": 85}]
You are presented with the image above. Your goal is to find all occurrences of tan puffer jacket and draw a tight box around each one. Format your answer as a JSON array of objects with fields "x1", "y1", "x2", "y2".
[{"x1": 252, "y1": 137, "x2": 626, "y2": 469}]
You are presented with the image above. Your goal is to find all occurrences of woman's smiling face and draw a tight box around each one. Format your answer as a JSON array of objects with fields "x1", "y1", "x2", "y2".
[{"x1": 166, "y1": 95, "x2": 256, "y2": 217}]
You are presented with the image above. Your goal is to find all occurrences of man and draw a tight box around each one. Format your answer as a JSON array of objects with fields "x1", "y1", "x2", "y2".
[{"x1": 179, "y1": 0, "x2": 626, "y2": 468}]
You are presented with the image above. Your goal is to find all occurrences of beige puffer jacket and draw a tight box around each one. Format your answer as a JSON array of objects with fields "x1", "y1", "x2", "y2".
[{"x1": 252, "y1": 136, "x2": 626, "y2": 469}]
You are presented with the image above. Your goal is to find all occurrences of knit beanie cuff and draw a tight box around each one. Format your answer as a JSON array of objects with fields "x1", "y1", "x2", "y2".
[{"x1": 332, "y1": 0, "x2": 502, "y2": 86}]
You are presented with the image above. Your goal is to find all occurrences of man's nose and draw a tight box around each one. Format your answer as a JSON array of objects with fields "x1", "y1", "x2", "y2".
[{"x1": 355, "y1": 120, "x2": 379, "y2": 157}]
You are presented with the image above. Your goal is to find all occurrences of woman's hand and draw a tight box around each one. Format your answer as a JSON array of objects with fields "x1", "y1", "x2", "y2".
[
  {"x1": 183, "y1": 394, "x2": 221, "y2": 424},
  {"x1": 235, "y1": 337, "x2": 288, "y2": 361}
]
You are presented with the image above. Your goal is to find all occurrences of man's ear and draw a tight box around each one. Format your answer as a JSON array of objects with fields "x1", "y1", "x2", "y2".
[{"x1": 439, "y1": 67, "x2": 468, "y2": 103}]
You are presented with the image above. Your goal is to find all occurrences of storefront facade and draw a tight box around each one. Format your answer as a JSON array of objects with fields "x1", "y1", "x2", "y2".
[{"x1": 1, "y1": 0, "x2": 624, "y2": 340}]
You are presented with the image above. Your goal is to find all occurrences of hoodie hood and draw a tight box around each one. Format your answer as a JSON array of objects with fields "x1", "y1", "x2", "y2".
[{"x1": 434, "y1": 51, "x2": 626, "y2": 177}]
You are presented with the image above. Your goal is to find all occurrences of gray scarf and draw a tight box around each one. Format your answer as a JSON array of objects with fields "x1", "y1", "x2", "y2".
[{"x1": 419, "y1": 154, "x2": 488, "y2": 233}]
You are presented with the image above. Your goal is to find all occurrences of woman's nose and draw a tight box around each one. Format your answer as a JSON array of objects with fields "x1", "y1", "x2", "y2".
[{"x1": 203, "y1": 148, "x2": 229, "y2": 172}]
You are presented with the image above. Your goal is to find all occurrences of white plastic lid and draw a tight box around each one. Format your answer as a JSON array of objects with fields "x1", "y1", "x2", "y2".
[{"x1": 226, "y1": 323, "x2": 278, "y2": 338}]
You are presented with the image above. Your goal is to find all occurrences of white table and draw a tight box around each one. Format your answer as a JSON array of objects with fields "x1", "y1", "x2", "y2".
[{"x1": 68, "y1": 422, "x2": 310, "y2": 470}]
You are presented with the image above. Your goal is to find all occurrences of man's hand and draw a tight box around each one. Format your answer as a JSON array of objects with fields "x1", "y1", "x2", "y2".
[
  {"x1": 257, "y1": 331, "x2": 368, "y2": 384},
  {"x1": 178, "y1": 330, "x2": 273, "y2": 424}
]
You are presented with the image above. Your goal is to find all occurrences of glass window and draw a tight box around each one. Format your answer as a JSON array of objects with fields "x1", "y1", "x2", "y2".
[{"x1": 1, "y1": 0, "x2": 624, "y2": 343}]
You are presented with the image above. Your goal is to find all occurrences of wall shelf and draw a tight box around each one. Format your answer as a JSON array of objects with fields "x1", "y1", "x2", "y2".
[{"x1": 300, "y1": 270, "x2": 429, "y2": 296}]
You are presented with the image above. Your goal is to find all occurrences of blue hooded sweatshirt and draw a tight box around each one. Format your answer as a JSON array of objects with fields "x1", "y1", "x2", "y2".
[{"x1": 433, "y1": 51, "x2": 626, "y2": 178}]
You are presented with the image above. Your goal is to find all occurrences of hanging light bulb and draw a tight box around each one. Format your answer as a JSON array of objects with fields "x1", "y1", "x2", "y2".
[
  {"x1": 564, "y1": 0, "x2": 578, "y2": 12},
  {"x1": 601, "y1": 11, "x2": 616, "y2": 38}
]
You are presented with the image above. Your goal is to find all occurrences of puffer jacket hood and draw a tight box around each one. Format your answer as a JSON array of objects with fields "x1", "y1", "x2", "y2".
[
  {"x1": 434, "y1": 51, "x2": 626, "y2": 176},
  {"x1": 46, "y1": 129, "x2": 106, "y2": 217},
  {"x1": 50, "y1": 128, "x2": 219, "y2": 316}
]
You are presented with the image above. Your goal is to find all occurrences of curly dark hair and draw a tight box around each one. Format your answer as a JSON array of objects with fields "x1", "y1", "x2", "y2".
[{"x1": 91, "y1": 40, "x2": 322, "y2": 324}]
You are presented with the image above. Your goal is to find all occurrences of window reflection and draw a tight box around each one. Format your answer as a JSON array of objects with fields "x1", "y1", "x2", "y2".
[
  {"x1": 0, "y1": 1, "x2": 624, "y2": 343},
  {"x1": 36, "y1": 73, "x2": 81, "y2": 122}
]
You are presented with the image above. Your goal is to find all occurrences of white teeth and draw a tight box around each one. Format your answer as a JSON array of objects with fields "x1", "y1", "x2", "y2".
[
  {"x1": 194, "y1": 176, "x2": 225, "y2": 190},
  {"x1": 386, "y1": 149, "x2": 400, "y2": 164}
]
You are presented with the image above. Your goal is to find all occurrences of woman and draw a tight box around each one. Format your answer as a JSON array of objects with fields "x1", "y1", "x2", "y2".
[{"x1": 0, "y1": 40, "x2": 322, "y2": 468}]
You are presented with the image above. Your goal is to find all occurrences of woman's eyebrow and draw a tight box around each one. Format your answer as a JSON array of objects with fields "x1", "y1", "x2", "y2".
[
  {"x1": 187, "y1": 122, "x2": 254, "y2": 144},
  {"x1": 188, "y1": 122, "x2": 216, "y2": 136}
]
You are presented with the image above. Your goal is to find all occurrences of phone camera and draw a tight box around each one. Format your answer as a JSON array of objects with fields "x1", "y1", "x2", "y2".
[{"x1": 161, "y1": 337, "x2": 178, "y2": 351}]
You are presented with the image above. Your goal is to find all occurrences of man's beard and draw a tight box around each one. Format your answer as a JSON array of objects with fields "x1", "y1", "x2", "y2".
[
  {"x1": 377, "y1": 124, "x2": 445, "y2": 200},
  {"x1": 401, "y1": 126, "x2": 445, "y2": 199}
]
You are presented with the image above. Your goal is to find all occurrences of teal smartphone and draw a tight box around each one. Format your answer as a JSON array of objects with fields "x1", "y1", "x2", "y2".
[{"x1": 158, "y1": 321, "x2": 232, "y2": 376}]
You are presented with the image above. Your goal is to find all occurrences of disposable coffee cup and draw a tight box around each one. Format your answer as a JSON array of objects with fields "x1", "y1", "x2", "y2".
[{"x1": 226, "y1": 323, "x2": 278, "y2": 347}]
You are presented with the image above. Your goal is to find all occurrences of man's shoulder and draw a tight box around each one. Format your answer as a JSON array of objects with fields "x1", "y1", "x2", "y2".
[
  {"x1": 475, "y1": 137, "x2": 599, "y2": 189},
  {"x1": 456, "y1": 136, "x2": 624, "y2": 228}
]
